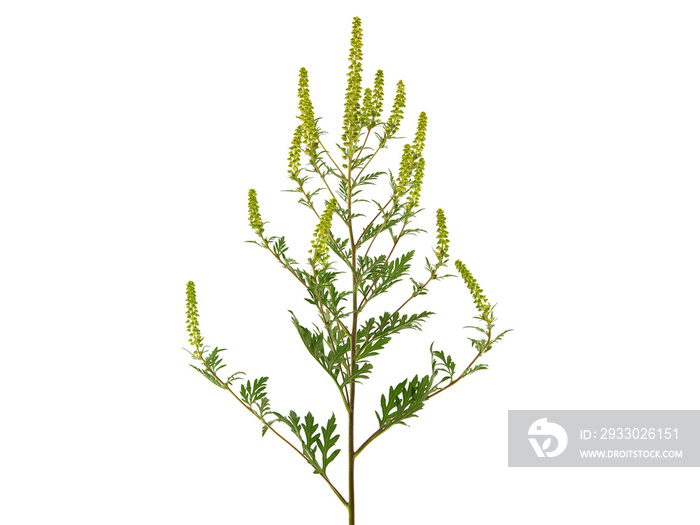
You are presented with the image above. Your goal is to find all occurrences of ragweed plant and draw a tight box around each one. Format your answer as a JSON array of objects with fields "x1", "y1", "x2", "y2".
[{"x1": 182, "y1": 17, "x2": 510, "y2": 524}]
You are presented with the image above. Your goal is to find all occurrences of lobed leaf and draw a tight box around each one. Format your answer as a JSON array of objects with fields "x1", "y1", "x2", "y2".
[{"x1": 374, "y1": 374, "x2": 433, "y2": 430}]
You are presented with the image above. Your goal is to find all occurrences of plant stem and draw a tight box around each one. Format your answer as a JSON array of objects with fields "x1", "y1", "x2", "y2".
[
  {"x1": 425, "y1": 349, "x2": 484, "y2": 401},
  {"x1": 261, "y1": 236, "x2": 352, "y2": 340},
  {"x1": 355, "y1": 325, "x2": 493, "y2": 457},
  {"x1": 356, "y1": 217, "x2": 408, "y2": 312},
  {"x1": 203, "y1": 361, "x2": 349, "y2": 507},
  {"x1": 348, "y1": 385, "x2": 356, "y2": 525},
  {"x1": 347, "y1": 139, "x2": 358, "y2": 525}
]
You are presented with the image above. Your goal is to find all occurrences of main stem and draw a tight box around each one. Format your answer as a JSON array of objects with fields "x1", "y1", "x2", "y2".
[
  {"x1": 349, "y1": 376, "x2": 356, "y2": 525},
  {"x1": 347, "y1": 141, "x2": 358, "y2": 525}
]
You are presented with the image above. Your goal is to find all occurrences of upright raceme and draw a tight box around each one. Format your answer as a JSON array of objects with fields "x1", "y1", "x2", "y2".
[
  {"x1": 342, "y1": 16, "x2": 364, "y2": 152},
  {"x1": 186, "y1": 281, "x2": 203, "y2": 348},
  {"x1": 396, "y1": 112, "x2": 428, "y2": 204},
  {"x1": 310, "y1": 198, "x2": 337, "y2": 265},
  {"x1": 297, "y1": 68, "x2": 318, "y2": 152},
  {"x1": 454, "y1": 260, "x2": 490, "y2": 316},
  {"x1": 385, "y1": 80, "x2": 406, "y2": 138},
  {"x1": 435, "y1": 208, "x2": 449, "y2": 261},
  {"x1": 288, "y1": 125, "x2": 303, "y2": 182},
  {"x1": 408, "y1": 112, "x2": 428, "y2": 207},
  {"x1": 248, "y1": 189, "x2": 264, "y2": 236},
  {"x1": 396, "y1": 144, "x2": 414, "y2": 197}
]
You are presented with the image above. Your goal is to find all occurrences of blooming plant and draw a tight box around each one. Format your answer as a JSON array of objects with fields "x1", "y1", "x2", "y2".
[{"x1": 183, "y1": 17, "x2": 510, "y2": 524}]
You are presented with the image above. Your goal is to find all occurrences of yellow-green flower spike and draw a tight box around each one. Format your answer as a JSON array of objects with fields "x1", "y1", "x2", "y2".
[
  {"x1": 435, "y1": 208, "x2": 449, "y2": 261},
  {"x1": 288, "y1": 125, "x2": 303, "y2": 181},
  {"x1": 186, "y1": 281, "x2": 203, "y2": 349},
  {"x1": 408, "y1": 156, "x2": 425, "y2": 207},
  {"x1": 386, "y1": 80, "x2": 406, "y2": 137},
  {"x1": 454, "y1": 259, "x2": 490, "y2": 316},
  {"x1": 297, "y1": 67, "x2": 317, "y2": 147},
  {"x1": 343, "y1": 17, "x2": 364, "y2": 151},
  {"x1": 248, "y1": 188, "x2": 264, "y2": 236},
  {"x1": 413, "y1": 112, "x2": 428, "y2": 154},
  {"x1": 361, "y1": 87, "x2": 373, "y2": 124},
  {"x1": 372, "y1": 69, "x2": 384, "y2": 122},
  {"x1": 310, "y1": 198, "x2": 337, "y2": 265},
  {"x1": 407, "y1": 113, "x2": 428, "y2": 207},
  {"x1": 396, "y1": 143, "x2": 413, "y2": 197},
  {"x1": 361, "y1": 69, "x2": 386, "y2": 127}
]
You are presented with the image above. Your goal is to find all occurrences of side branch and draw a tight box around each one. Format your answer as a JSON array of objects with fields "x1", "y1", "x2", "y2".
[
  {"x1": 357, "y1": 217, "x2": 409, "y2": 312},
  {"x1": 317, "y1": 136, "x2": 346, "y2": 181},
  {"x1": 260, "y1": 236, "x2": 352, "y2": 341},
  {"x1": 355, "y1": 303, "x2": 504, "y2": 459},
  {"x1": 205, "y1": 363, "x2": 349, "y2": 508},
  {"x1": 355, "y1": 346, "x2": 487, "y2": 459},
  {"x1": 425, "y1": 349, "x2": 484, "y2": 402}
]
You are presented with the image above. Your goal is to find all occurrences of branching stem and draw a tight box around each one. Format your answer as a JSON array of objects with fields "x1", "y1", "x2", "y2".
[{"x1": 201, "y1": 357, "x2": 349, "y2": 508}]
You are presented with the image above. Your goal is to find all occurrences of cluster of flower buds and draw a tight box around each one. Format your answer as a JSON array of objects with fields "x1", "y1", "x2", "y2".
[
  {"x1": 287, "y1": 125, "x2": 303, "y2": 182},
  {"x1": 186, "y1": 280, "x2": 203, "y2": 348},
  {"x1": 385, "y1": 80, "x2": 406, "y2": 138},
  {"x1": 435, "y1": 208, "x2": 449, "y2": 261},
  {"x1": 342, "y1": 17, "x2": 364, "y2": 151},
  {"x1": 297, "y1": 67, "x2": 318, "y2": 151},
  {"x1": 396, "y1": 111, "x2": 428, "y2": 207},
  {"x1": 310, "y1": 198, "x2": 337, "y2": 265},
  {"x1": 407, "y1": 112, "x2": 428, "y2": 207},
  {"x1": 396, "y1": 143, "x2": 413, "y2": 197},
  {"x1": 454, "y1": 259, "x2": 490, "y2": 316},
  {"x1": 248, "y1": 188, "x2": 264, "y2": 236},
  {"x1": 361, "y1": 69, "x2": 385, "y2": 128}
]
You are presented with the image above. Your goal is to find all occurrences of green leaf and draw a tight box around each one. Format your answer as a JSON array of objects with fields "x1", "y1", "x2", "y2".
[
  {"x1": 328, "y1": 236, "x2": 351, "y2": 262},
  {"x1": 430, "y1": 342, "x2": 456, "y2": 387},
  {"x1": 340, "y1": 361, "x2": 373, "y2": 387},
  {"x1": 240, "y1": 376, "x2": 272, "y2": 420},
  {"x1": 318, "y1": 413, "x2": 342, "y2": 475},
  {"x1": 357, "y1": 310, "x2": 434, "y2": 362},
  {"x1": 302, "y1": 412, "x2": 320, "y2": 452},
  {"x1": 356, "y1": 199, "x2": 405, "y2": 248},
  {"x1": 374, "y1": 374, "x2": 433, "y2": 431},
  {"x1": 190, "y1": 364, "x2": 225, "y2": 389},
  {"x1": 274, "y1": 409, "x2": 330, "y2": 475},
  {"x1": 272, "y1": 410, "x2": 302, "y2": 437},
  {"x1": 226, "y1": 371, "x2": 246, "y2": 385},
  {"x1": 203, "y1": 347, "x2": 227, "y2": 373},
  {"x1": 460, "y1": 363, "x2": 488, "y2": 379},
  {"x1": 334, "y1": 310, "x2": 433, "y2": 387},
  {"x1": 359, "y1": 250, "x2": 416, "y2": 304}
]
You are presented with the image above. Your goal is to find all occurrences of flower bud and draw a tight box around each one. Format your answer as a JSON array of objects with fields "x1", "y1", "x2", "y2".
[{"x1": 454, "y1": 260, "x2": 490, "y2": 316}]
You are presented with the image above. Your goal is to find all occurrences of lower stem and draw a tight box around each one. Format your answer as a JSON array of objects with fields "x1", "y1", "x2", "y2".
[{"x1": 348, "y1": 383, "x2": 356, "y2": 524}]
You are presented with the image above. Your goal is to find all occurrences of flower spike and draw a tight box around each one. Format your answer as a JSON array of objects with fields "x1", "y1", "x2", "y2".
[
  {"x1": 407, "y1": 113, "x2": 428, "y2": 207},
  {"x1": 248, "y1": 188, "x2": 264, "y2": 236},
  {"x1": 413, "y1": 112, "x2": 427, "y2": 154},
  {"x1": 435, "y1": 208, "x2": 449, "y2": 261},
  {"x1": 288, "y1": 125, "x2": 303, "y2": 182},
  {"x1": 396, "y1": 144, "x2": 413, "y2": 197},
  {"x1": 454, "y1": 259, "x2": 490, "y2": 316},
  {"x1": 342, "y1": 16, "x2": 364, "y2": 151},
  {"x1": 185, "y1": 281, "x2": 203, "y2": 349},
  {"x1": 298, "y1": 68, "x2": 318, "y2": 148},
  {"x1": 372, "y1": 69, "x2": 384, "y2": 123},
  {"x1": 310, "y1": 198, "x2": 337, "y2": 265},
  {"x1": 385, "y1": 80, "x2": 406, "y2": 137}
]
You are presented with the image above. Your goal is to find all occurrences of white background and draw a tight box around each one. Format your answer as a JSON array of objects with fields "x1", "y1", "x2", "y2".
[{"x1": 2, "y1": 1, "x2": 699, "y2": 524}]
